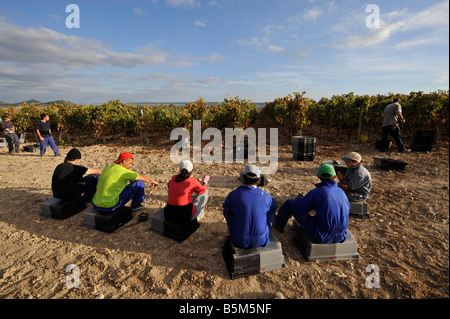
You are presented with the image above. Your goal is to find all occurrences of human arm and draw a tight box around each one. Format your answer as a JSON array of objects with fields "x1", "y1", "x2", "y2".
[
  {"x1": 267, "y1": 196, "x2": 277, "y2": 229},
  {"x1": 36, "y1": 129, "x2": 44, "y2": 141},
  {"x1": 396, "y1": 111, "x2": 405, "y2": 124},
  {"x1": 202, "y1": 175, "x2": 210, "y2": 187},
  {"x1": 85, "y1": 168, "x2": 103, "y2": 176},
  {"x1": 136, "y1": 175, "x2": 159, "y2": 188},
  {"x1": 35, "y1": 122, "x2": 44, "y2": 141},
  {"x1": 222, "y1": 194, "x2": 234, "y2": 232}
]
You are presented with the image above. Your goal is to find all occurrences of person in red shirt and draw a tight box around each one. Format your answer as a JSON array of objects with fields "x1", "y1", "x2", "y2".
[{"x1": 165, "y1": 160, "x2": 209, "y2": 224}]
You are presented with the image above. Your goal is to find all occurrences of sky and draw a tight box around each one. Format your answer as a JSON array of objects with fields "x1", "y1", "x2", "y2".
[{"x1": 0, "y1": 0, "x2": 448, "y2": 104}]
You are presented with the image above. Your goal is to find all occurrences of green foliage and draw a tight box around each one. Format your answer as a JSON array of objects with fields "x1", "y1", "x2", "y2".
[
  {"x1": 1, "y1": 90, "x2": 447, "y2": 142},
  {"x1": 262, "y1": 91, "x2": 311, "y2": 135}
]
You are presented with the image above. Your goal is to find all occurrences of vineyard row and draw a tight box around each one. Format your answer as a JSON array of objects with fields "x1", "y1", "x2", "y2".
[{"x1": 0, "y1": 91, "x2": 448, "y2": 142}]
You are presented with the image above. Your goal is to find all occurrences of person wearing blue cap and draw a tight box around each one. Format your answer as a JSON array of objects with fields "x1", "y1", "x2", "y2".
[
  {"x1": 223, "y1": 164, "x2": 277, "y2": 249},
  {"x1": 274, "y1": 164, "x2": 350, "y2": 244}
]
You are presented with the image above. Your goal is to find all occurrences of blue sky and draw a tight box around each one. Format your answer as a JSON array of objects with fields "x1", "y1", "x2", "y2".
[{"x1": 0, "y1": 0, "x2": 448, "y2": 104}]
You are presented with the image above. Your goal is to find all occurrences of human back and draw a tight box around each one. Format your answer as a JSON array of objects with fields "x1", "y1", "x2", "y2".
[{"x1": 92, "y1": 163, "x2": 138, "y2": 208}]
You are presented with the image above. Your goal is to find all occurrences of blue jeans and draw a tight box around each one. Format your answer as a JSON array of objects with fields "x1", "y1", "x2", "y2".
[
  {"x1": 275, "y1": 197, "x2": 311, "y2": 229},
  {"x1": 40, "y1": 136, "x2": 60, "y2": 155},
  {"x1": 381, "y1": 125, "x2": 404, "y2": 151},
  {"x1": 93, "y1": 180, "x2": 145, "y2": 213},
  {"x1": 75, "y1": 175, "x2": 99, "y2": 202}
]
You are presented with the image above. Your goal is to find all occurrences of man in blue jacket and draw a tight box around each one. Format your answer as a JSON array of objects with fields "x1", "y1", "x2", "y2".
[
  {"x1": 223, "y1": 164, "x2": 277, "y2": 249},
  {"x1": 274, "y1": 164, "x2": 350, "y2": 244}
]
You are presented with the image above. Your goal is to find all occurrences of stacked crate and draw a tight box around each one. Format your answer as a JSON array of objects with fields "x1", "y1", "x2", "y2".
[{"x1": 292, "y1": 136, "x2": 316, "y2": 161}]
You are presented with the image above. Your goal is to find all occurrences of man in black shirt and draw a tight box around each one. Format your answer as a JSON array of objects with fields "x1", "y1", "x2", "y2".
[
  {"x1": 36, "y1": 113, "x2": 60, "y2": 157},
  {"x1": 1, "y1": 114, "x2": 21, "y2": 154},
  {"x1": 52, "y1": 148, "x2": 102, "y2": 201}
]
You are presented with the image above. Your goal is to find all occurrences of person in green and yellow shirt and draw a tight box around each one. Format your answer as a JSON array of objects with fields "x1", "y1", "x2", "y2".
[{"x1": 92, "y1": 152, "x2": 158, "y2": 212}]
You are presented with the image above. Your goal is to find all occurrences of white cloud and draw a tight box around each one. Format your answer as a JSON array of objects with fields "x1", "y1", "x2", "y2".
[
  {"x1": 0, "y1": 20, "x2": 170, "y2": 68},
  {"x1": 395, "y1": 37, "x2": 442, "y2": 50},
  {"x1": 434, "y1": 72, "x2": 449, "y2": 84},
  {"x1": 196, "y1": 53, "x2": 224, "y2": 62},
  {"x1": 237, "y1": 37, "x2": 262, "y2": 47},
  {"x1": 133, "y1": 8, "x2": 148, "y2": 16},
  {"x1": 194, "y1": 20, "x2": 206, "y2": 27},
  {"x1": 165, "y1": 0, "x2": 197, "y2": 7},
  {"x1": 338, "y1": 1, "x2": 449, "y2": 49},
  {"x1": 268, "y1": 45, "x2": 285, "y2": 53},
  {"x1": 303, "y1": 7, "x2": 323, "y2": 21}
]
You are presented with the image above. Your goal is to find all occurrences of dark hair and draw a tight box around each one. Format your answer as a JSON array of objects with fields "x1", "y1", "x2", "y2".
[
  {"x1": 64, "y1": 148, "x2": 81, "y2": 163},
  {"x1": 393, "y1": 98, "x2": 401, "y2": 103},
  {"x1": 41, "y1": 113, "x2": 48, "y2": 120},
  {"x1": 318, "y1": 176, "x2": 334, "y2": 182},
  {"x1": 175, "y1": 169, "x2": 191, "y2": 182},
  {"x1": 243, "y1": 173, "x2": 259, "y2": 185}
]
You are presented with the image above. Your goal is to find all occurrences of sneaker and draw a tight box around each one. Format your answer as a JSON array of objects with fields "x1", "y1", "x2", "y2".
[
  {"x1": 399, "y1": 148, "x2": 411, "y2": 153},
  {"x1": 131, "y1": 204, "x2": 144, "y2": 212},
  {"x1": 55, "y1": 153, "x2": 62, "y2": 157}
]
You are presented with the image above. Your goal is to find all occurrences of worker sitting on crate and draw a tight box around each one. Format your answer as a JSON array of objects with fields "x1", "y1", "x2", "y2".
[
  {"x1": 92, "y1": 152, "x2": 159, "y2": 213},
  {"x1": 223, "y1": 164, "x2": 277, "y2": 249},
  {"x1": 165, "y1": 159, "x2": 209, "y2": 223},
  {"x1": 52, "y1": 148, "x2": 103, "y2": 202},
  {"x1": 337, "y1": 152, "x2": 372, "y2": 202},
  {"x1": 273, "y1": 164, "x2": 350, "y2": 244}
]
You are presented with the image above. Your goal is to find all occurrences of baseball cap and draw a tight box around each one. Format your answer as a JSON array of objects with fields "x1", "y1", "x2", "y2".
[
  {"x1": 114, "y1": 152, "x2": 133, "y2": 164},
  {"x1": 342, "y1": 152, "x2": 362, "y2": 162},
  {"x1": 243, "y1": 164, "x2": 261, "y2": 178},
  {"x1": 180, "y1": 159, "x2": 194, "y2": 173},
  {"x1": 317, "y1": 164, "x2": 336, "y2": 179},
  {"x1": 66, "y1": 148, "x2": 81, "y2": 160}
]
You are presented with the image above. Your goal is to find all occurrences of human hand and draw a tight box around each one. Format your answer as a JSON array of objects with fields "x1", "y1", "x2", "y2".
[{"x1": 151, "y1": 180, "x2": 159, "y2": 188}]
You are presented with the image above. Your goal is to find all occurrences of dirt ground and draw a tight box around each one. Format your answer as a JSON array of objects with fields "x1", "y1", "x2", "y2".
[{"x1": 0, "y1": 122, "x2": 448, "y2": 301}]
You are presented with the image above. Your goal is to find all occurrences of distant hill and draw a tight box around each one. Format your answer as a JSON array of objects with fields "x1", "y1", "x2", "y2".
[{"x1": 0, "y1": 99, "x2": 74, "y2": 108}]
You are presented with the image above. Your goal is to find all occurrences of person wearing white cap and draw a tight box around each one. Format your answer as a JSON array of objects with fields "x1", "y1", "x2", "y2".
[
  {"x1": 165, "y1": 160, "x2": 209, "y2": 225},
  {"x1": 337, "y1": 152, "x2": 372, "y2": 201},
  {"x1": 223, "y1": 164, "x2": 277, "y2": 249}
]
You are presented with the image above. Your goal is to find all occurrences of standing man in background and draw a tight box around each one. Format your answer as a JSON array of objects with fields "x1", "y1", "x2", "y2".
[
  {"x1": 380, "y1": 98, "x2": 409, "y2": 153},
  {"x1": 36, "y1": 113, "x2": 60, "y2": 157},
  {"x1": 1, "y1": 114, "x2": 21, "y2": 155}
]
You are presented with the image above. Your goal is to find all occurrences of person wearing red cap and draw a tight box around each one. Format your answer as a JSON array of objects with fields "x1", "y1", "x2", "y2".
[{"x1": 92, "y1": 152, "x2": 158, "y2": 213}]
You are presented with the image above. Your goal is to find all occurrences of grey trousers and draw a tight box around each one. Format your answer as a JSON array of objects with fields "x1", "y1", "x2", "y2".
[
  {"x1": 4, "y1": 133, "x2": 20, "y2": 153},
  {"x1": 192, "y1": 189, "x2": 209, "y2": 220}
]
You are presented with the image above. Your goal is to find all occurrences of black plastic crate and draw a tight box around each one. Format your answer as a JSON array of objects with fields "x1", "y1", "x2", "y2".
[
  {"x1": 373, "y1": 156, "x2": 408, "y2": 171},
  {"x1": 292, "y1": 136, "x2": 316, "y2": 154},
  {"x1": 409, "y1": 130, "x2": 437, "y2": 152},
  {"x1": 81, "y1": 206, "x2": 133, "y2": 233},
  {"x1": 40, "y1": 197, "x2": 87, "y2": 220},
  {"x1": 293, "y1": 153, "x2": 315, "y2": 161}
]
